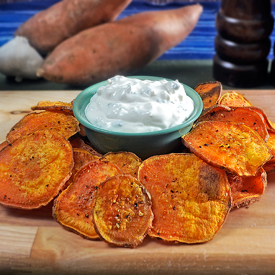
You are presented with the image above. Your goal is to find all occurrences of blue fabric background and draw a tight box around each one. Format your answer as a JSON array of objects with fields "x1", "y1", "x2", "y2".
[{"x1": 0, "y1": 0, "x2": 275, "y2": 60}]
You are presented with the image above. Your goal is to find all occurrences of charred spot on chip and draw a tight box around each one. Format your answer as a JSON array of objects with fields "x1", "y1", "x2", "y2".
[{"x1": 198, "y1": 164, "x2": 221, "y2": 200}]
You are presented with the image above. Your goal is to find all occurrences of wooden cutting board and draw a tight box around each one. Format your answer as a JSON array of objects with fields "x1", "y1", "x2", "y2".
[{"x1": 0, "y1": 90, "x2": 275, "y2": 275}]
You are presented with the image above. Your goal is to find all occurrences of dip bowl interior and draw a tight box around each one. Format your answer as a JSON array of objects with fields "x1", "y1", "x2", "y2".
[{"x1": 73, "y1": 76, "x2": 203, "y2": 160}]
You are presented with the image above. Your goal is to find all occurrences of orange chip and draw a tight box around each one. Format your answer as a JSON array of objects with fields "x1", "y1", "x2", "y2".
[
  {"x1": 249, "y1": 106, "x2": 275, "y2": 132},
  {"x1": 0, "y1": 140, "x2": 9, "y2": 151},
  {"x1": 263, "y1": 131, "x2": 275, "y2": 174},
  {"x1": 182, "y1": 121, "x2": 272, "y2": 176},
  {"x1": 93, "y1": 174, "x2": 153, "y2": 248},
  {"x1": 138, "y1": 153, "x2": 231, "y2": 243},
  {"x1": 7, "y1": 111, "x2": 80, "y2": 143},
  {"x1": 65, "y1": 148, "x2": 100, "y2": 189},
  {"x1": 227, "y1": 167, "x2": 267, "y2": 209},
  {"x1": 218, "y1": 91, "x2": 252, "y2": 107},
  {"x1": 197, "y1": 106, "x2": 269, "y2": 141},
  {"x1": 31, "y1": 100, "x2": 73, "y2": 114},
  {"x1": 0, "y1": 129, "x2": 74, "y2": 209},
  {"x1": 268, "y1": 120, "x2": 275, "y2": 131},
  {"x1": 70, "y1": 136, "x2": 102, "y2": 157},
  {"x1": 53, "y1": 160, "x2": 122, "y2": 239},
  {"x1": 263, "y1": 158, "x2": 275, "y2": 174},
  {"x1": 100, "y1": 151, "x2": 142, "y2": 178},
  {"x1": 194, "y1": 81, "x2": 222, "y2": 109}
]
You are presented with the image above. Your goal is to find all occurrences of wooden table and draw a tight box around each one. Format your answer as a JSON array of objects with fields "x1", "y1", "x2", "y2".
[{"x1": 1, "y1": 90, "x2": 275, "y2": 275}]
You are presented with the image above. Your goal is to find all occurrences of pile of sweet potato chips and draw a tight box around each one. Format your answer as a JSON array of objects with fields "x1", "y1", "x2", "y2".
[{"x1": 0, "y1": 82, "x2": 274, "y2": 248}]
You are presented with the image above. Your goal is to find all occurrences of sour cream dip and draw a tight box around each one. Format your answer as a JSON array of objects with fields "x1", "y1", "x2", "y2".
[{"x1": 85, "y1": 75, "x2": 194, "y2": 133}]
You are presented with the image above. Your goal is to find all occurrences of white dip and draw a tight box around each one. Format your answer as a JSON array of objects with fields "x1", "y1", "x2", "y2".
[{"x1": 85, "y1": 75, "x2": 194, "y2": 133}]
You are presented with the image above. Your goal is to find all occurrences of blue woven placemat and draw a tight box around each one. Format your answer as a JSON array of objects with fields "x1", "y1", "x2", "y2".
[{"x1": 0, "y1": 0, "x2": 275, "y2": 60}]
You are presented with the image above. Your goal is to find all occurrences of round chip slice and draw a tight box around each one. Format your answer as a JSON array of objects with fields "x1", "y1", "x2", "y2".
[
  {"x1": 138, "y1": 153, "x2": 231, "y2": 243},
  {"x1": 0, "y1": 129, "x2": 74, "y2": 209},
  {"x1": 53, "y1": 160, "x2": 122, "y2": 239},
  {"x1": 6, "y1": 110, "x2": 80, "y2": 143},
  {"x1": 93, "y1": 174, "x2": 153, "y2": 248},
  {"x1": 183, "y1": 121, "x2": 272, "y2": 176}
]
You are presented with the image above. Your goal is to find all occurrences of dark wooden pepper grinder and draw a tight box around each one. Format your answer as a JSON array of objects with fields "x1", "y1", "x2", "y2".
[{"x1": 213, "y1": 0, "x2": 274, "y2": 88}]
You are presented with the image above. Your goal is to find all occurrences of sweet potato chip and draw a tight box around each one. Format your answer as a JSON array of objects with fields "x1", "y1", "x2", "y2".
[
  {"x1": 138, "y1": 153, "x2": 231, "y2": 243},
  {"x1": 53, "y1": 159, "x2": 122, "y2": 239},
  {"x1": 93, "y1": 174, "x2": 153, "y2": 248},
  {"x1": 100, "y1": 152, "x2": 142, "y2": 178},
  {"x1": 70, "y1": 136, "x2": 102, "y2": 157},
  {"x1": 263, "y1": 131, "x2": 275, "y2": 174},
  {"x1": 269, "y1": 120, "x2": 275, "y2": 131},
  {"x1": 65, "y1": 148, "x2": 100, "y2": 188},
  {"x1": 218, "y1": 91, "x2": 252, "y2": 107},
  {"x1": 7, "y1": 111, "x2": 80, "y2": 143},
  {"x1": 182, "y1": 121, "x2": 272, "y2": 176},
  {"x1": 194, "y1": 81, "x2": 222, "y2": 109},
  {"x1": 31, "y1": 100, "x2": 73, "y2": 114},
  {"x1": 263, "y1": 159, "x2": 275, "y2": 174},
  {"x1": 196, "y1": 106, "x2": 269, "y2": 141},
  {"x1": 218, "y1": 92, "x2": 275, "y2": 132},
  {"x1": 249, "y1": 107, "x2": 275, "y2": 132},
  {"x1": 227, "y1": 167, "x2": 267, "y2": 209},
  {"x1": 0, "y1": 129, "x2": 74, "y2": 209},
  {"x1": 79, "y1": 124, "x2": 87, "y2": 137},
  {"x1": 0, "y1": 140, "x2": 8, "y2": 151}
]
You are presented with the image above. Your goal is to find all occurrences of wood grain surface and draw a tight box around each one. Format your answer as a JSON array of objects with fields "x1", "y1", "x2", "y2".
[{"x1": 0, "y1": 90, "x2": 275, "y2": 275}]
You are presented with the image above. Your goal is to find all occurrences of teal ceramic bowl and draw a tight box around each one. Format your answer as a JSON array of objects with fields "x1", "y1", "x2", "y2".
[{"x1": 73, "y1": 76, "x2": 203, "y2": 160}]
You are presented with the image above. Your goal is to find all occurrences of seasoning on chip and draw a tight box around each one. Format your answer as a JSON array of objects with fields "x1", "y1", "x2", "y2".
[
  {"x1": 93, "y1": 174, "x2": 153, "y2": 248},
  {"x1": 7, "y1": 111, "x2": 80, "y2": 143},
  {"x1": 183, "y1": 121, "x2": 272, "y2": 176},
  {"x1": 138, "y1": 153, "x2": 231, "y2": 243},
  {"x1": 53, "y1": 160, "x2": 122, "y2": 239},
  {"x1": 0, "y1": 129, "x2": 74, "y2": 209}
]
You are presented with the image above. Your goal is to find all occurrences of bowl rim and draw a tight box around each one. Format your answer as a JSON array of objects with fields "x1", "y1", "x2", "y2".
[{"x1": 73, "y1": 76, "x2": 203, "y2": 137}]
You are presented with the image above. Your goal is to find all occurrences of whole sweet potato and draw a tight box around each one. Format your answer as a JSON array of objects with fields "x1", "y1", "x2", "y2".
[
  {"x1": 15, "y1": 0, "x2": 132, "y2": 55},
  {"x1": 37, "y1": 4, "x2": 203, "y2": 86}
]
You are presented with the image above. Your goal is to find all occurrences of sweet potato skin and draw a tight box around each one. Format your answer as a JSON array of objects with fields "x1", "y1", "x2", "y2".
[
  {"x1": 15, "y1": 0, "x2": 132, "y2": 55},
  {"x1": 38, "y1": 4, "x2": 203, "y2": 86}
]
